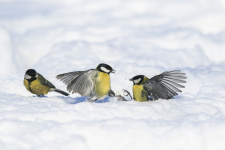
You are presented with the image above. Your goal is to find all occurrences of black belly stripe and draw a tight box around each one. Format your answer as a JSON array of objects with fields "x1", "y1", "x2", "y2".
[{"x1": 28, "y1": 82, "x2": 34, "y2": 93}]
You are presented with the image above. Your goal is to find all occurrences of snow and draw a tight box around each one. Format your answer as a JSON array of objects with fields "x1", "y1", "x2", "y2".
[{"x1": 1, "y1": 0, "x2": 225, "y2": 149}]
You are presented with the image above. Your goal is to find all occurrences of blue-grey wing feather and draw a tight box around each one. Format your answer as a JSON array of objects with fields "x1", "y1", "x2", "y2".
[
  {"x1": 143, "y1": 70, "x2": 187, "y2": 100},
  {"x1": 39, "y1": 73, "x2": 55, "y2": 88},
  {"x1": 56, "y1": 69, "x2": 98, "y2": 97}
]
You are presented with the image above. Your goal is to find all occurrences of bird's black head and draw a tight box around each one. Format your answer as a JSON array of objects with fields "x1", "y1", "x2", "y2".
[
  {"x1": 129, "y1": 75, "x2": 144, "y2": 85},
  {"x1": 25, "y1": 69, "x2": 38, "y2": 82},
  {"x1": 96, "y1": 63, "x2": 115, "y2": 74}
]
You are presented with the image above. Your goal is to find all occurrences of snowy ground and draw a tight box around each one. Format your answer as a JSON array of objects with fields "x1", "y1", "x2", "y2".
[{"x1": 1, "y1": 0, "x2": 225, "y2": 149}]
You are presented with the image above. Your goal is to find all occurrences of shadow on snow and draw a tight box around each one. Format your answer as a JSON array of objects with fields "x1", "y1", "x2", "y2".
[{"x1": 60, "y1": 96, "x2": 111, "y2": 104}]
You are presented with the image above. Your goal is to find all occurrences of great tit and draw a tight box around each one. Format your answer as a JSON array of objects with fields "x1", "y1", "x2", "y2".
[
  {"x1": 56, "y1": 63, "x2": 116, "y2": 101},
  {"x1": 24, "y1": 69, "x2": 69, "y2": 97},
  {"x1": 129, "y1": 70, "x2": 186, "y2": 102}
]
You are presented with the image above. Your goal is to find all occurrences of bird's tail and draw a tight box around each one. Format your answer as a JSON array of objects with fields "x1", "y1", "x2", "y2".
[{"x1": 54, "y1": 89, "x2": 69, "y2": 96}]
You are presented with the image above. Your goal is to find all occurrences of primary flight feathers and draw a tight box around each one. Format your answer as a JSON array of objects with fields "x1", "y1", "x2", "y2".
[
  {"x1": 144, "y1": 70, "x2": 186, "y2": 99},
  {"x1": 56, "y1": 69, "x2": 97, "y2": 97}
]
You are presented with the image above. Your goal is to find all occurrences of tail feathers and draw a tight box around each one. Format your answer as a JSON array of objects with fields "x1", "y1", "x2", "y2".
[{"x1": 54, "y1": 89, "x2": 69, "y2": 96}]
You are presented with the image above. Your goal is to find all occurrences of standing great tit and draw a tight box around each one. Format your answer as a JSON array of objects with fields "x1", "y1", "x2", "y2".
[
  {"x1": 24, "y1": 69, "x2": 69, "y2": 97},
  {"x1": 129, "y1": 70, "x2": 186, "y2": 102},
  {"x1": 56, "y1": 63, "x2": 116, "y2": 101}
]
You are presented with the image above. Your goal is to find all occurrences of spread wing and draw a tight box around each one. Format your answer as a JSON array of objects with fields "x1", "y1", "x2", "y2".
[
  {"x1": 38, "y1": 73, "x2": 56, "y2": 88},
  {"x1": 143, "y1": 70, "x2": 186, "y2": 100},
  {"x1": 56, "y1": 69, "x2": 98, "y2": 97}
]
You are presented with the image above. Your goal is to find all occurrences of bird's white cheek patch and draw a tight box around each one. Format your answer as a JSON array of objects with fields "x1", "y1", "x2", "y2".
[
  {"x1": 101, "y1": 67, "x2": 110, "y2": 73},
  {"x1": 35, "y1": 74, "x2": 38, "y2": 78},
  {"x1": 25, "y1": 74, "x2": 31, "y2": 79},
  {"x1": 134, "y1": 78, "x2": 141, "y2": 84}
]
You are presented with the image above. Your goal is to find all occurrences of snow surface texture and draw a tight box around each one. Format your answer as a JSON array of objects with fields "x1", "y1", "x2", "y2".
[{"x1": 1, "y1": 0, "x2": 225, "y2": 150}]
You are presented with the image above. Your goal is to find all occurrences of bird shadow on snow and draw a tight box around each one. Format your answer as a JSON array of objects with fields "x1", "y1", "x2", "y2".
[
  {"x1": 59, "y1": 96, "x2": 111, "y2": 104},
  {"x1": 59, "y1": 95, "x2": 185, "y2": 104},
  {"x1": 174, "y1": 95, "x2": 186, "y2": 99}
]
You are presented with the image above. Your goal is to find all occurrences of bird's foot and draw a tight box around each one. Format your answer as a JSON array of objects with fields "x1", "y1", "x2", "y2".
[
  {"x1": 85, "y1": 99, "x2": 92, "y2": 102},
  {"x1": 34, "y1": 95, "x2": 47, "y2": 98},
  {"x1": 122, "y1": 89, "x2": 133, "y2": 100},
  {"x1": 85, "y1": 97, "x2": 98, "y2": 102},
  {"x1": 115, "y1": 95, "x2": 128, "y2": 101},
  {"x1": 113, "y1": 90, "x2": 133, "y2": 101}
]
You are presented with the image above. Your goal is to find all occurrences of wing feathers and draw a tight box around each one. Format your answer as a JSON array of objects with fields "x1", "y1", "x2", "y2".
[
  {"x1": 162, "y1": 79, "x2": 185, "y2": 88},
  {"x1": 38, "y1": 74, "x2": 55, "y2": 88},
  {"x1": 163, "y1": 77, "x2": 186, "y2": 83},
  {"x1": 56, "y1": 69, "x2": 97, "y2": 97},
  {"x1": 143, "y1": 70, "x2": 186, "y2": 100},
  {"x1": 57, "y1": 71, "x2": 84, "y2": 85}
]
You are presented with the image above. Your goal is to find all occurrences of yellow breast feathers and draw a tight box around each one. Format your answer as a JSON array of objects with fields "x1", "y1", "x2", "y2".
[
  {"x1": 133, "y1": 84, "x2": 148, "y2": 102},
  {"x1": 24, "y1": 78, "x2": 50, "y2": 95},
  {"x1": 95, "y1": 72, "x2": 111, "y2": 97}
]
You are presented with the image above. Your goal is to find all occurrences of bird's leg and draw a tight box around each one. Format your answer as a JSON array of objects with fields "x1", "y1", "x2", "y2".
[
  {"x1": 86, "y1": 96, "x2": 98, "y2": 102},
  {"x1": 36, "y1": 95, "x2": 46, "y2": 98},
  {"x1": 108, "y1": 89, "x2": 128, "y2": 101},
  {"x1": 116, "y1": 95, "x2": 128, "y2": 101},
  {"x1": 122, "y1": 89, "x2": 133, "y2": 100}
]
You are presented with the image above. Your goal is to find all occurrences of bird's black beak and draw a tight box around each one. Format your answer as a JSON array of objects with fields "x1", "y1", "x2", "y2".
[
  {"x1": 129, "y1": 78, "x2": 133, "y2": 81},
  {"x1": 111, "y1": 70, "x2": 116, "y2": 73}
]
